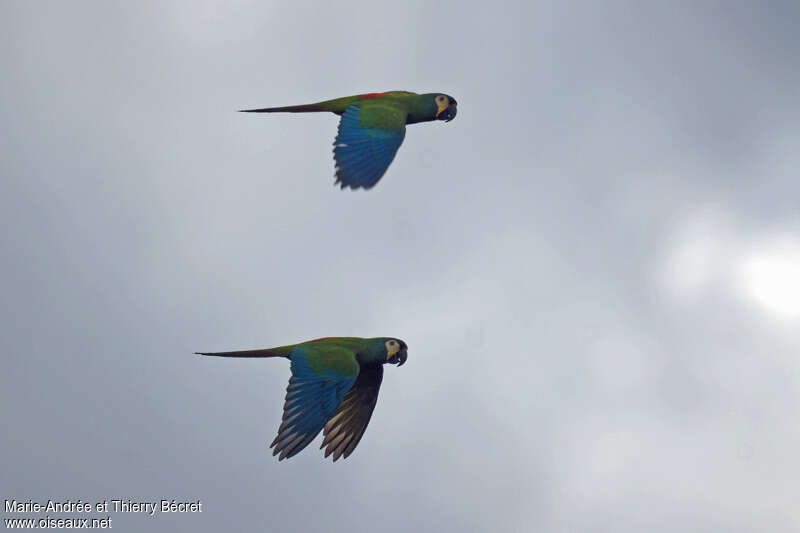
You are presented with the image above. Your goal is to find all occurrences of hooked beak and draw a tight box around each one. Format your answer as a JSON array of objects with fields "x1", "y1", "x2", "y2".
[
  {"x1": 387, "y1": 341, "x2": 408, "y2": 366},
  {"x1": 436, "y1": 100, "x2": 458, "y2": 122}
]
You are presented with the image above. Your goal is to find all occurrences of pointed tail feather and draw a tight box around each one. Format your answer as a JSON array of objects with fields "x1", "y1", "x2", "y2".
[
  {"x1": 195, "y1": 349, "x2": 286, "y2": 358},
  {"x1": 239, "y1": 95, "x2": 364, "y2": 114},
  {"x1": 239, "y1": 103, "x2": 327, "y2": 113}
]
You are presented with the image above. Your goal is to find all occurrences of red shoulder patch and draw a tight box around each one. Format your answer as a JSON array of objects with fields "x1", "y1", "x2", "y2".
[{"x1": 358, "y1": 93, "x2": 388, "y2": 99}]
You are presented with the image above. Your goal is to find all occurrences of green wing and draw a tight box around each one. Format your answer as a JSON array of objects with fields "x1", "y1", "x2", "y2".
[
  {"x1": 333, "y1": 99, "x2": 408, "y2": 189},
  {"x1": 270, "y1": 343, "x2": 360, "y2": 460}
]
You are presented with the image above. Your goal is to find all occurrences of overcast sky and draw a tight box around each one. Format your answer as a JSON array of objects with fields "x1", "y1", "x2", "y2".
[{"x1": 2, "y1": 1, "x2": 799, "y2": 531}]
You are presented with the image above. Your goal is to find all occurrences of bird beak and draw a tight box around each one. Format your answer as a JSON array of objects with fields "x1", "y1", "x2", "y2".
[
  {"x1": 387, "y1": 348, "x2": 408, "y2": 366},
  {"x1": 436, "y1": 102, "x2": 457, "y2": 122}
]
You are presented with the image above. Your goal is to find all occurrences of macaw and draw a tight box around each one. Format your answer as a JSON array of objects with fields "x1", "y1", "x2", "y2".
[
  {"x1": 197, "y1": 336, "x2": 408, "y2": 461},
  {"x1": 241, "y1": 91, "x2": 457, "y2": 190}
]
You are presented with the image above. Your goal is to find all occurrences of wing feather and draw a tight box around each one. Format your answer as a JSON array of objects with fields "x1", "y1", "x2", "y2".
[
  {"x1": 320, "y1": 364, "x2": 384, "y2": 461},
  {"x1": 269, "y1": 347, "x2": 359, "y2": 461},
  {"x1": 332, "y1": 104, "x2": 406, "y2": 190}
]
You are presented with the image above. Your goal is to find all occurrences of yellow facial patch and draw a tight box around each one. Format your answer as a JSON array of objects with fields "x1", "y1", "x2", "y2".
[
  {"x1": 436, "y1": 101, "x2": 450, "y2": 117},
  {"x1": 385, "y1": 340, "x2": 400, "y2": 360}
]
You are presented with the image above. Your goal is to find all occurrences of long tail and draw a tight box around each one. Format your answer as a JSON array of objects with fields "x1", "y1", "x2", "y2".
[
  {"x1": 195, "y1": 349, "x2": 286, "y2": 358},
  {"x1": 240, "y1": 95, "x2": 363, "y2": 114},
  {"x1": 239, "y1": 103, "x2": 327, "y2": 113}
]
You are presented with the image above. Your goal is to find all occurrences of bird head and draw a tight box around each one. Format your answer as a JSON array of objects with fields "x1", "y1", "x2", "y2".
[
  {"x1": 382, "y1": 338, "x2": 408, "y2": 366},
  {"x1": 433, "y1": 94, "x2": 458, "y2": 122}
]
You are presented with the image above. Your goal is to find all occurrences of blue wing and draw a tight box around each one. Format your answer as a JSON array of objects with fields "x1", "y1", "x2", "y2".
[
  {"x1": 333, "y1": 105, "x2": 406, "y2": 190},
  {"x1": 269, "y1": 346, "x2": 359, "y2": 460}
]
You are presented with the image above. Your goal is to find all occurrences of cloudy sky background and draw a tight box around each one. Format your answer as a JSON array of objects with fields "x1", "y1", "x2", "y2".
[{"x1": 2, "y1": 1, "x2": 799, "y2": 531}]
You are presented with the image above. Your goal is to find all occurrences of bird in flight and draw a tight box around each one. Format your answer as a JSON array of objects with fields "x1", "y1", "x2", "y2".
[
  {"x1": 241, "y1": 91, "x2": 457, "y2": 190},
  {"x1": 197, "y1": 336, "x2": 408, "y2": 461}
]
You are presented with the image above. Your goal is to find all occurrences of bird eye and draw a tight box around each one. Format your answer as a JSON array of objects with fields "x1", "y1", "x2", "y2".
[
  {"x1": 389, "y1": 341, "x2": 396, "y2": 346},
  {"x1": 435, "y1": 95, "x2": 448, "y2": 105}
]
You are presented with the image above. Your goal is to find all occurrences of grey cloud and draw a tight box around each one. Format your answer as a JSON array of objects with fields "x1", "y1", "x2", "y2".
[{"x1": 2, "y1": 1, "x2": 799, "y2": 531}]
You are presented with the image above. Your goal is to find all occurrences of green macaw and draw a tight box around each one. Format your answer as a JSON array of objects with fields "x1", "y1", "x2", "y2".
[
  {"x1": 241, "y1": 91, "x2": 457, "y2": 190},
  {"x1": 197, "y1": 336, "x2": 408, "y2": 461}
]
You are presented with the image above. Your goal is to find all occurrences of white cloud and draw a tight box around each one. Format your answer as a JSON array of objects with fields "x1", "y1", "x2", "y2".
[
  {"x1": 659, "y1": 210, "x2": 800, "y2": 324},
  {"x1": 657, "y1": 207, "x2": 733, "y2": 296},
  {"x1": 736, "y1": 238, "x2": 800, "y2": 321}
]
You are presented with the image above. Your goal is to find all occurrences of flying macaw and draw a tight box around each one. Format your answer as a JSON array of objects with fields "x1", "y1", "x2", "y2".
[
  {"x1": 241, "y1": 91, "x2": 458, "y2": 190},
  {"x1": 197, "y1": 336, "x2": 408, "y2": 461}
]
